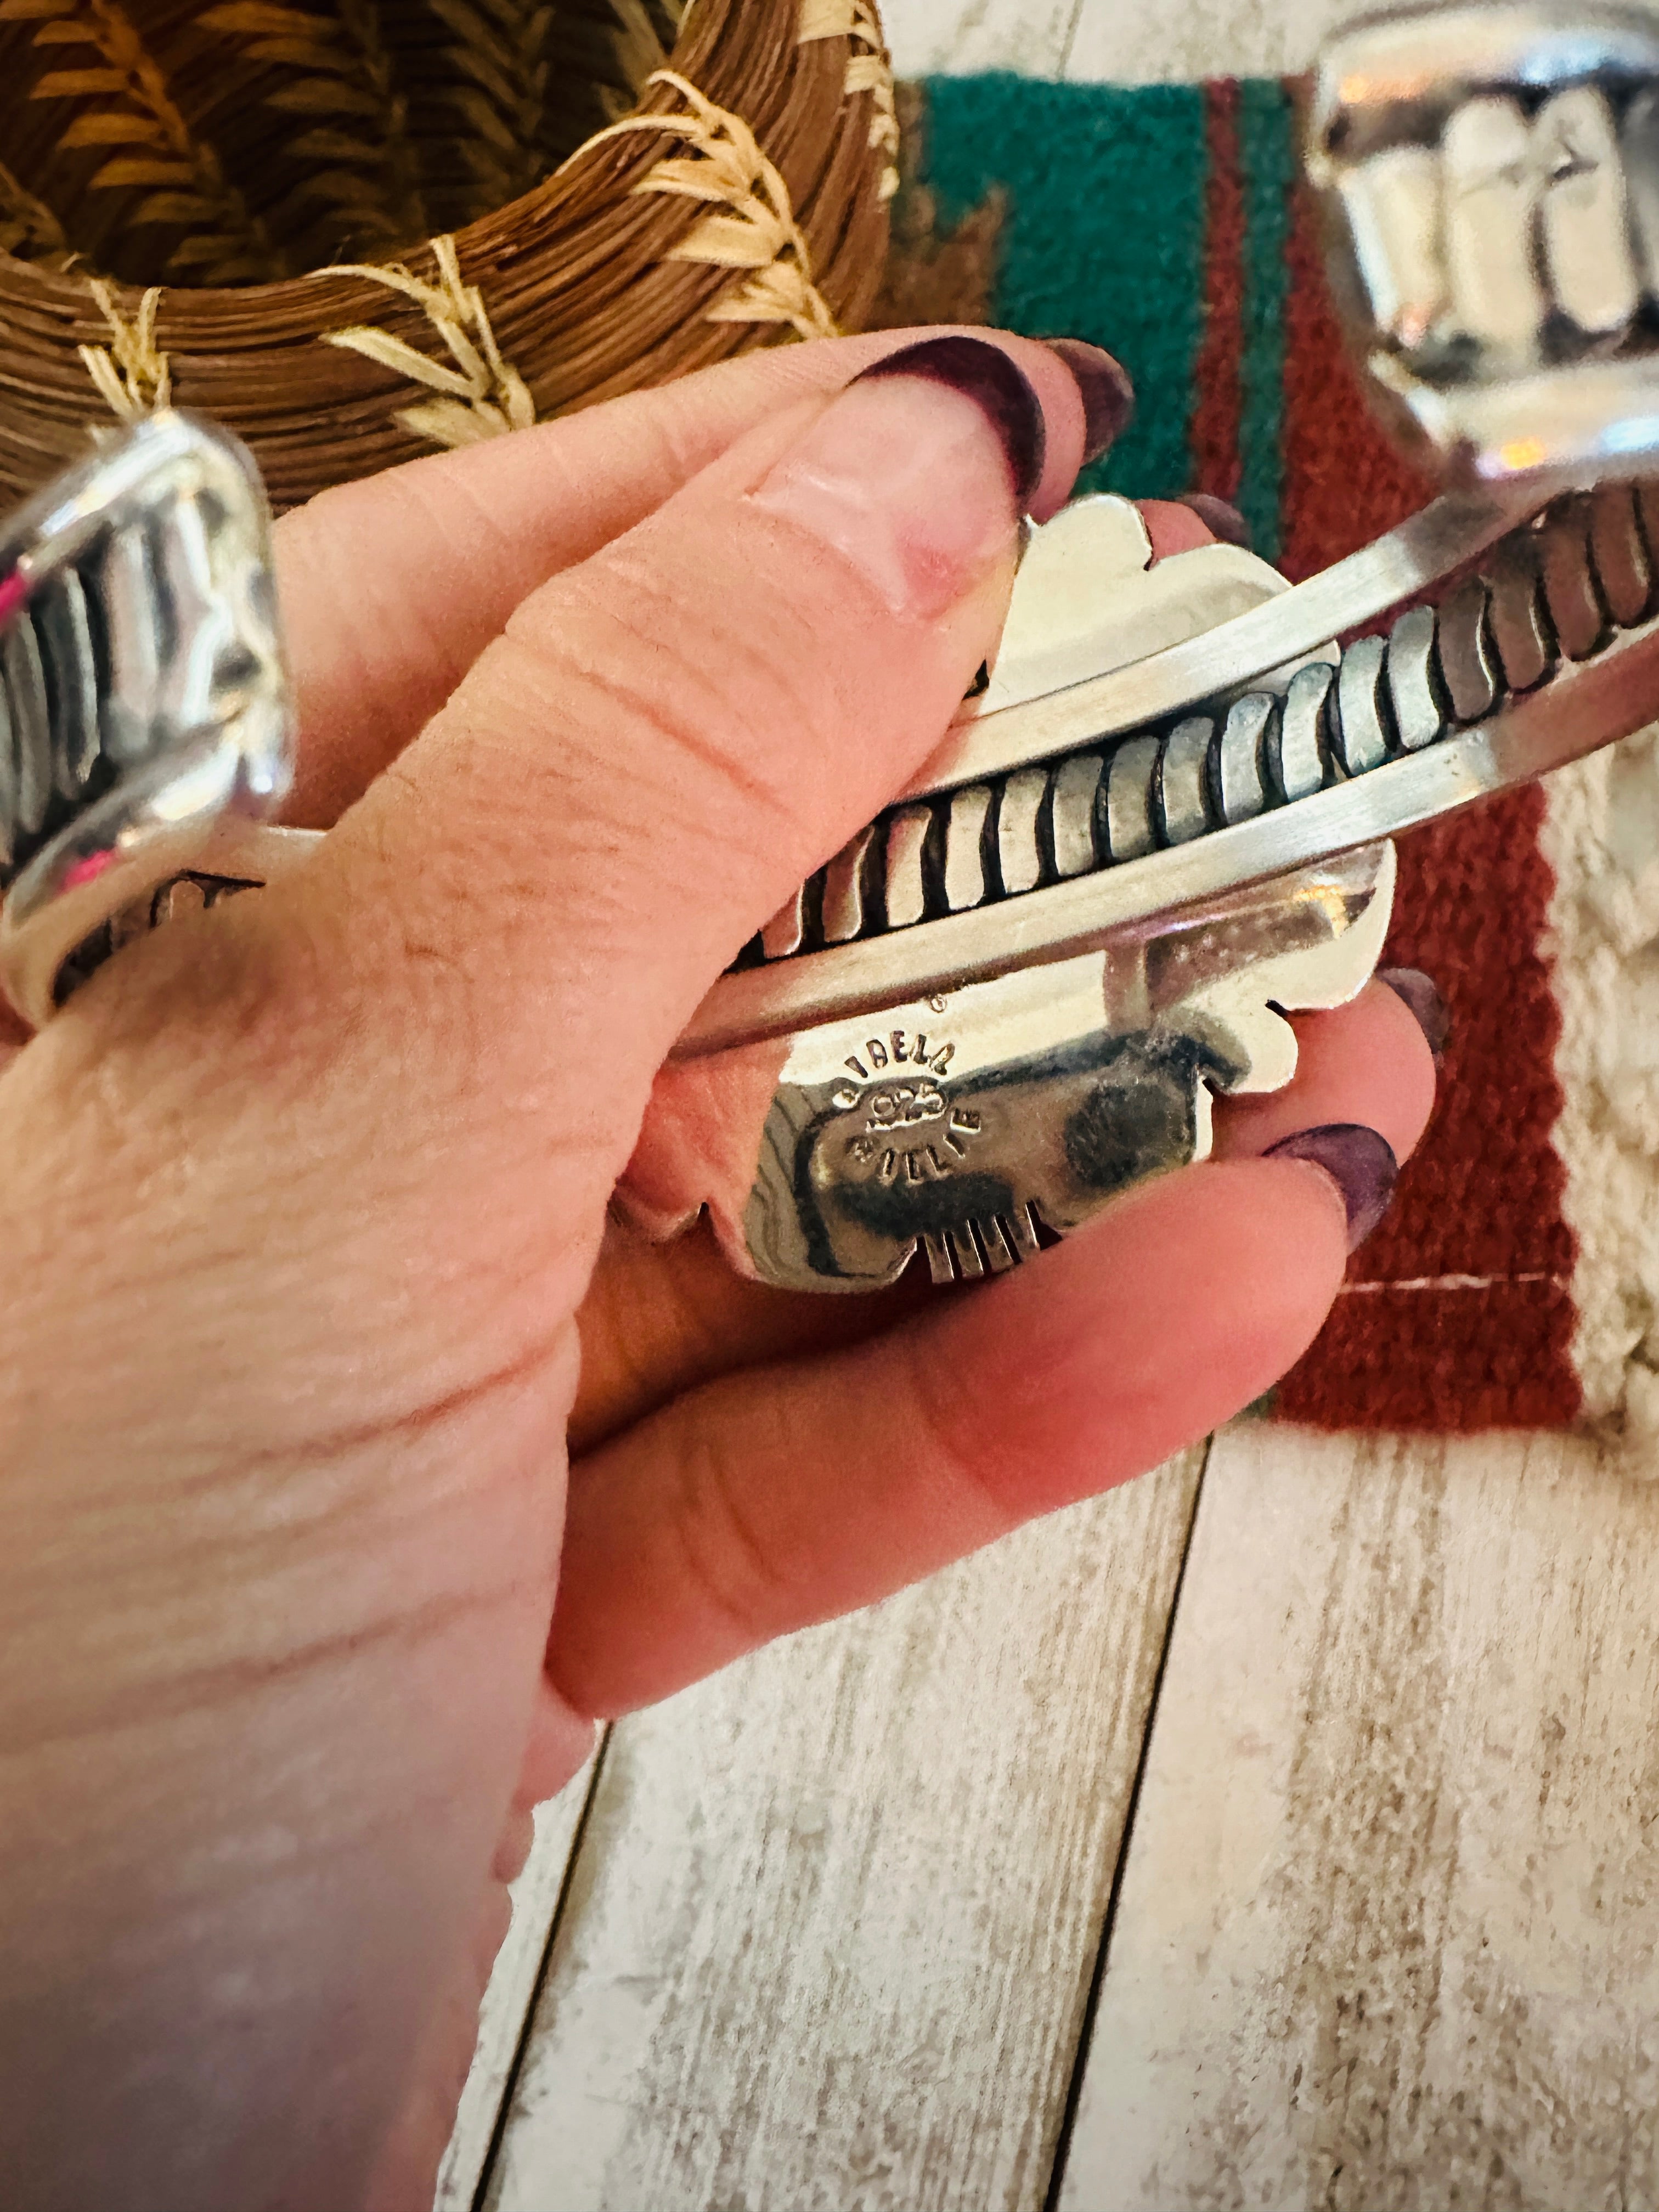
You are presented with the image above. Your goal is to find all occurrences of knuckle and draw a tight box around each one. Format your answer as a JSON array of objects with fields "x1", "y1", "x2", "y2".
[{"x1": 505, "y1": 540, "x2": 865, "y2": 856}]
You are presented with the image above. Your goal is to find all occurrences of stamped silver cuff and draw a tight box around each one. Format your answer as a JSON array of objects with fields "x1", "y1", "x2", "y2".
[
  {"x1": 9, "y1": 2, "x2": 1659, "y2": 1294},
  {"x1": 0, "y1": 411, "x2": 292, "y2": 1031}
]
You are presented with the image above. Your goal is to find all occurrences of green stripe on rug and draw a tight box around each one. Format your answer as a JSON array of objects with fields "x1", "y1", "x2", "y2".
[
  {"x1": 1236, "y1": 78, "x2": 1295, "y2": 561},
  {"x1": 920, "y1": 76, "x2": 1209, "y2": 502}
]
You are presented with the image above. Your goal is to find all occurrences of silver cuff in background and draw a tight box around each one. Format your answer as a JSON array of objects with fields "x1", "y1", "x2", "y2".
[{"x1": 10, "y1": 4, "x2": 1659, "y2": 1292}]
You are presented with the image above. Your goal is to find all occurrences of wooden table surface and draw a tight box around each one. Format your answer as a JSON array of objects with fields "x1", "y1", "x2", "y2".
[{"x1": 436, "y1": 5, "x2": 1659, "y2": 2206}]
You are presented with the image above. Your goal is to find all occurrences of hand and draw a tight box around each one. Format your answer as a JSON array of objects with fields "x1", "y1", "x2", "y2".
[{"x1": 0, "y1": 329, "x2": 1436, "y2": 2210}]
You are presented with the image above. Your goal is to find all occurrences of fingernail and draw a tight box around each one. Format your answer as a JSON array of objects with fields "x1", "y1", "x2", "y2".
[
  {"x1": 1042, "y1": 338, "x2": 1135, "y2": 465},
  {"x1": 1379, "y1": 966, "x2": 1451, "y2": 1062},
  {"x1": 751, "y1": 336, "x2": 1040, "y2": 621},
  {"x1": 861, "y1": 336, "x2": 1047, "y2": 507},
  {"x1": 1263, "y1": 1122, "x2": 1399, "y2": 1251},
  {"x1": 1177, "y1": 492, "x2": 1252, "y2": 548}
]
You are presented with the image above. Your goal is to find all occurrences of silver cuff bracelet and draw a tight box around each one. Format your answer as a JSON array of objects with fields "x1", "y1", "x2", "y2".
[{"x1": 6, "y1": 0, "x2": 1659, "y2": 1294}]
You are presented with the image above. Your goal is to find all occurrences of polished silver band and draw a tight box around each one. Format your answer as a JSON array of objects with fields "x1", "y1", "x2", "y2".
[
  {"x1": 0, "y1": 411, "x2": 292, "y2": 1031},
  {"x1": 1309, "y1": 1, "x2": 1659, "y2": 486},
  {"x1": 13, "y1": 2, "x2": 1659, "y2": 1295},
  {"x1": 10, "y1": 4, "x2": 1659, "y2": 1047}
]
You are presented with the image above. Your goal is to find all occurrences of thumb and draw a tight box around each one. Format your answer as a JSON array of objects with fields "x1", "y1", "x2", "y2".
[{"x1": 258, "y1": 336, "x2": 1090, "y2": 1172}]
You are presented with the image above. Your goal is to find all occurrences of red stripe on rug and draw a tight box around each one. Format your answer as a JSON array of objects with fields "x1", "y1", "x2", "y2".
[
  {"x1": 1276, "y1": 186, "x2": 1430, "y2": 582},
  {"x1": 1272, "y1": 182, "x2": 1581, "y2": 1429},
  {"x1": 1190, "y1": 79, "x2": 1244, "y2": 503},
  {"x1": 1286, "y1": 1277, "x2": 1579, "y2": 1430}
]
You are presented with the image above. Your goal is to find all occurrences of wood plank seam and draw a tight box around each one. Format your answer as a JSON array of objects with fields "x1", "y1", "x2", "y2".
[
  {"x1": 1040, "y1": 1431, "x2": 1215, "y2": 2212},
  {"x1": 1059, "y1": 0, "x2": 1090, "y2": 73},
  {"x1": 475, "y1": 1454, "x2": 1208, "y2": 2212},
  {"x1": 454, "y1": 1729, "x2": 614, "y2": 2212},
  {"x1": 1051, "y1": 1425, "x2": 1659, "y2": 2208}
]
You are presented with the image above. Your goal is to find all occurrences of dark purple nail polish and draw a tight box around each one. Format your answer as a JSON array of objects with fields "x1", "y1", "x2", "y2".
[
  {"x1": 861, "y1": 335, "x2": 1047, "y2": 510},
  {"x1": 1263, "y1": 1122, "x2": 1399, "y2": 1251},
  {"x1": 1042, "y1": 338, "x2": 1135, "y2": 465},
  {"x1": 1177, "y1": 492, "x2": 1252, "y2": 548},
  {"x1": 1379, "y1": 966, "x2": 1450, "y2": 1062}
]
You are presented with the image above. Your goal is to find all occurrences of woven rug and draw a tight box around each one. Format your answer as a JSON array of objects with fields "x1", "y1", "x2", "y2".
[{"x1": 874, "y1": 74, "x2": 1659, "y2": 1437}]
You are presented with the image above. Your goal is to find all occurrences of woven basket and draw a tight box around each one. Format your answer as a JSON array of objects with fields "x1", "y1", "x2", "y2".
[{"x1": 0, "y1": 0, "x2": 896, "y2": 511}]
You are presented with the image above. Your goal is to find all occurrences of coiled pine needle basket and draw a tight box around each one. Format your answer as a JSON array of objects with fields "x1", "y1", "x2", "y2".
[{"x1": 0, "y1": 0, "x2": 897, "y2": 510}]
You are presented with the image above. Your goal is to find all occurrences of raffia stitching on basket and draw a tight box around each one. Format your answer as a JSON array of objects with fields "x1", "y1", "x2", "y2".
[
  {"x1": 80, "y1": 280, "x2": 171, "y2": 417},
  {"x1": 575, "y1": 70, "x2": 837, "y2": 341},
  {"x1": 0, "y1": 0, "x2": 283, "y2": 283},
  {"x1": 315, "y1": 234, "x2": 535, "y2": 449},
  {"x1": 798, "y1": 0, "x2": 900, "y2": 202}
]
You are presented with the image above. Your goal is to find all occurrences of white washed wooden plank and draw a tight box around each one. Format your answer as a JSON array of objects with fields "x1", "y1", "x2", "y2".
[
  {"x1": 1064, "y1": 0, "x2": 1417, "y2": 81},
  {"x1": 1065, "y1": 0, "x2": 1345, "y2": 81},
  {"x1": 434, "y1": 1751, "x2": 603, "y2": 2212},
  {"x1": 1064, "y1": 0, "x2": 1659, "y2": 82},
  {"x1": 1060, "y1": 1422, "x2": 1659, "y2": 2212},
  {"x1": 481, "y1": 1449, "x2": 1205, "y2": 2212},
  {"x1": 882, "y1": 0, "x2": 1082, "y2": 80}
]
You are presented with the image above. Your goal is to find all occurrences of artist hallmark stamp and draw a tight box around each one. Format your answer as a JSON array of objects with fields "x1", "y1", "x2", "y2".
[{"x1": 829, "y1": 1028, "x2": 982, "y2": 1186}]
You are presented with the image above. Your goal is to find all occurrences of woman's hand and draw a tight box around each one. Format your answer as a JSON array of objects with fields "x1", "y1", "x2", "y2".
[{"x1": 0, "y1": 329, "x2": 1436, "y2": 2210}]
